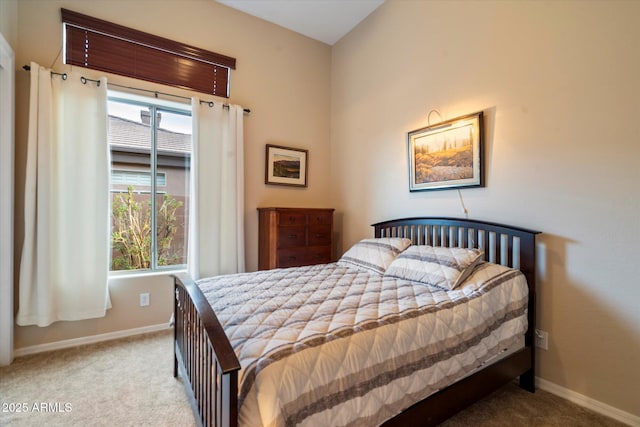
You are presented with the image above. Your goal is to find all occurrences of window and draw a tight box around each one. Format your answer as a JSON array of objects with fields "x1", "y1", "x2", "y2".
[{"x1": 108, "y1": 93, "x2": 192, "y2": 272}]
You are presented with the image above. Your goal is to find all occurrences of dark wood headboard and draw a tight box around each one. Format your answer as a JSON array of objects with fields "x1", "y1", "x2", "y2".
[
  {"x1": 373, "y1": 217, "x2": 541, "y2": 349},
  {"x1": 373, "y1": 217, "x2": 539, "y2": 286}
]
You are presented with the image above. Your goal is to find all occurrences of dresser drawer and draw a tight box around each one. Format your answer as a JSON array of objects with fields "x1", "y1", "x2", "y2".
[
  {"x1": 279, "y1": 213, "x2": 306, "y2": 226},
  {"x1": 277, "y1": 226, "x2": 306, "y2": 248},
  {"x1": 304, "y1": 246, "x2": 331, "y2": 264},
  {"x1": 278, "y1": 247, "x2": 331, "y2": 268},
  {"x1": 308, "y1": 225, "x2": 332, "y2": 246},
  {"x1": 308, "y1": 212, "x2": 332, "y2": 225},
  {"x1": 277, "y1": 248, "x2": 305, "y2": 268}
]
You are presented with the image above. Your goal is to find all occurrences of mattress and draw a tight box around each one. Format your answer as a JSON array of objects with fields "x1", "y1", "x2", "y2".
[{"x1": 197, "y1": 261, "x2": 528, "y2": 427}]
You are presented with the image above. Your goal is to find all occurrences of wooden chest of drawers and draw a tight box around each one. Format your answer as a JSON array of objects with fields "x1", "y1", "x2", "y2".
[{"x1": 258, "y1": 207, "x2": 334, "y2": 270}]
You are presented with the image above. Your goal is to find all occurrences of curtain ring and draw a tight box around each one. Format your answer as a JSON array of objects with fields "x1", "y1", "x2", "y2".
[{"x1": 80, "y1": 76, "x2": 101, "y2": 86}]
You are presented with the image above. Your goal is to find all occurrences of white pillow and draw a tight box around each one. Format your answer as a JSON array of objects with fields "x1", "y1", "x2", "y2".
[
  {"x1": 384, "y1": 245, "x2": 484, "y2": 290},
  {"x1": 337, "y1": 238, "x2": 412, "y2": 275}
]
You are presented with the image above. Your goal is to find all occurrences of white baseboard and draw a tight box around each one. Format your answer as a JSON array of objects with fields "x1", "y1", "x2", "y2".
[
  {"x1": 537, "y1": 377, "x2": 640, "y2": 427},
  {"x1": 14, "y1": 323, "x2": 171, "y2": 358}
]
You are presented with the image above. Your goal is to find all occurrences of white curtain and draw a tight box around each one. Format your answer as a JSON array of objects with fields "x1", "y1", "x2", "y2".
[
  {"x1": 188, "y1": 99, "x2": 245, "y2": 279},
  {"x1": 17, "y1": 62, "x2": 111, "y2": 327}
]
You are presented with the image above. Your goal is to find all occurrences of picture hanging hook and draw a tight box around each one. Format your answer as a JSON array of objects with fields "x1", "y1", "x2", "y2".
[{"x1": 427, "y1": 109, "x2": 442, "y2": 125}]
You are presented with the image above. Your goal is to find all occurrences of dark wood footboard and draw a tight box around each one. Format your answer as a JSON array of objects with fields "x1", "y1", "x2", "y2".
[{"x1": 174, "y1": 272, "x2": 241, "y2": 427}]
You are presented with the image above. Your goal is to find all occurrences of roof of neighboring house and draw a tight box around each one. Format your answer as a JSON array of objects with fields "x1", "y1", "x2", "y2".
[{"x1": 108, "y1": 115, "x2": 191, "y2": 154}]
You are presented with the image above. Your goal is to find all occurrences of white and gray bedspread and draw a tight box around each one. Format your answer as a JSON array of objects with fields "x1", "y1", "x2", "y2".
[{"x1": 197, "y1": 261, "x2": 528, "y2": 427}]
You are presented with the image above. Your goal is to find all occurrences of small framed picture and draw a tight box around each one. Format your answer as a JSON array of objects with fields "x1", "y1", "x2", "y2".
[
  {"x1": 265, "y1": 144, "x2": 308, "y2": 187},
  {"x1": 408, "y1": 111, "x2": 484, "y2": 192}
]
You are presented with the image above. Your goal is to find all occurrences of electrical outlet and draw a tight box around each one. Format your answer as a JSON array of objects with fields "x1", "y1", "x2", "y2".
[
  {"x1": 139, "y1": 293, "x2": 150, "y2": 307},
  {"x1": 535, "y1": 328, "x2": 548, "y2": 350}
]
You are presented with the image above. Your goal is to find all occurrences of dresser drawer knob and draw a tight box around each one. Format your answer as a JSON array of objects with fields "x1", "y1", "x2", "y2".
[{"x1": 287, "y1": 234, "x2": 297, "y2": 239}]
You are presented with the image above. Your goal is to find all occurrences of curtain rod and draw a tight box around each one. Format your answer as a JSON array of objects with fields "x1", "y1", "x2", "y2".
[{"x1": 22, "y1": 65, "x2": 251, "y2": 114}]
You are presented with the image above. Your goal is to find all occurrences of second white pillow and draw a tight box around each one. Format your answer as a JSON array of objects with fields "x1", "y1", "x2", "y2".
[{"x1": 384, "y1": 245, "x2": 484, "y2": 290}]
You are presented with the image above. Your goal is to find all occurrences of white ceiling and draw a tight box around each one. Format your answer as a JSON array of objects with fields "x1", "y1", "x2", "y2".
[{"x1": 216, "y1": 0, "x2": 385, "y2": 45}]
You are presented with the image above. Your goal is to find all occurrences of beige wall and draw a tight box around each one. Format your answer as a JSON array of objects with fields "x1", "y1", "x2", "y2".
[
  {"x1": 0, "y1": 0, "x2": 17, "y2": 48},
  {"x1": 331, "y1": 0, "x2": 639, "y2": 419},
  {"x1": 12, "y1": 0, "x2": 640, "y2": 420},
  {"x1": 13, "y1": 0, "x2": 331, "y2": 348}
]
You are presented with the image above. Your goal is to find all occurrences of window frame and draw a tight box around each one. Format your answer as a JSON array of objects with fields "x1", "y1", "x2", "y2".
[{"x1": 108, "y1": 91, "x2": 192, "y2": 276}]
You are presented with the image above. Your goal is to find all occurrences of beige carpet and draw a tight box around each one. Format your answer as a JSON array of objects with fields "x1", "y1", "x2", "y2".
[
  {"x1": 0, "y1": 330, "x2": 195, "y2": 427},
  {"x1": 0, "y1": 330, "x2": 626, "y2": 427}
]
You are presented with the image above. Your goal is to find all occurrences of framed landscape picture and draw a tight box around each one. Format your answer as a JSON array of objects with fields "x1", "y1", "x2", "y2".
[
  {"x1": 408, "y1": 111, "x2": 484, "y2": 191},
  {"x1": 265, "y1": 144, "x2": 308, "y2": 187}
]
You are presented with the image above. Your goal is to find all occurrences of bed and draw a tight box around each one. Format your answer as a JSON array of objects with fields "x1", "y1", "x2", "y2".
[{"x1": 173, "y1": 217, "x2": 540, "y2": 427}]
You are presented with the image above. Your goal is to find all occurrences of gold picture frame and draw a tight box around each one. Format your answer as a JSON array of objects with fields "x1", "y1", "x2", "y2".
[{"x1": 408, "y1": 111, "x2": 484, "y2": 191}]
